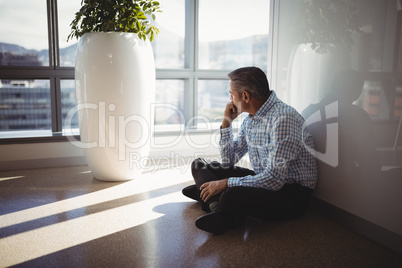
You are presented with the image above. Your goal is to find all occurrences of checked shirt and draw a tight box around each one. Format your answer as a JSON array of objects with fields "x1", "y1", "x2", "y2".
[{"x1": 219, "y1": 91, "x2": 318, "y2": 191}]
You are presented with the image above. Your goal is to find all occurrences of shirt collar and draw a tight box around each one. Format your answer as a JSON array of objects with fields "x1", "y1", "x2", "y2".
[{"x1": 249, "y1": 91, "x2": 278, "y2": 121}]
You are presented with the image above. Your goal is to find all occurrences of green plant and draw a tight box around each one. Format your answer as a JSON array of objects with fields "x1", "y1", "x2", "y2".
[
  {"x1": 294, "y1": 0, "x2": 361, "y2": 52},
  {"x1": 68, "y1": 0, "x2": 161, "y2": 42}
]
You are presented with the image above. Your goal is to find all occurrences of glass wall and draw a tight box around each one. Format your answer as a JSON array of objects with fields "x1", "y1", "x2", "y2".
[
  {"x1": 273, "y1": 0, "x2": 402, "y2": 153},
  {"x1": 274, "y1": 0, "x2": 400, "y2": 119},
  {"x1": 273, "y1": 0, "x2": 402, "y2": 235}
]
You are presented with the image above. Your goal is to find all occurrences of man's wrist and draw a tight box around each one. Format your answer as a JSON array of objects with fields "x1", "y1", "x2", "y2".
[
  {"x1": 222, "y1": 119, "x2": 231, "y2": 129},
  {"x1": 220, "y1": 178, "x2": 229, "y2": 190}
]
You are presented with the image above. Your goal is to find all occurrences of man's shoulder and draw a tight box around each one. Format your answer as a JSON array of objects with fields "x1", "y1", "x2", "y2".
[{"x1": 270, "y1": 100, "x2": 303, "y2": 120}]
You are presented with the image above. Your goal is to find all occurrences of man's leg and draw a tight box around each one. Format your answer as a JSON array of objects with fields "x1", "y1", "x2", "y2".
[
  {"x1": 186, "y1": 158, "x2": 258, "y2": 234},
  {"x1": 191, "y1": 158, "x2": 255, "y2": 188},
  {"x1": 186, "y1": 158, "x2": 255, "y2": 210},
  {"x1": 220, "y1": 184, "x2": 313, "y2": 220},
  {"x1": 195, "y1": 184, "x2": 313, "y2": 235},
  {"x1": 183, "y1": 158, "x2": 255, "y2": 213}
]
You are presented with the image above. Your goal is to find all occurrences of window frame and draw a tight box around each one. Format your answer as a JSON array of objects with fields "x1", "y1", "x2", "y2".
[
  {"x1": 0, "y1": 0, "x2": 73, "y2": 142},
  {"x1": 0, "y1": 0, "x2": 274, "y2": 144}
]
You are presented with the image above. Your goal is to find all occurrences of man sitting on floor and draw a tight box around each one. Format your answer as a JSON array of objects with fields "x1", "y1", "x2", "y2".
[{"x1": 182, "y1": 66, "x2": 318, "y2": 234}]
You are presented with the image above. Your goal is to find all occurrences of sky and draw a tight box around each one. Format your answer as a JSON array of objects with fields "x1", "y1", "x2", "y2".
[
  {"x1": 0, "y1": 0, "x2": 48, "y2": 50},
  {"x1": 0, "y1": 0, "x2": 270, "y2": 51}
]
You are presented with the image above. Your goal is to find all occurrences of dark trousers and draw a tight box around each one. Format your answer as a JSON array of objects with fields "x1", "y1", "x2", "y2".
[{"x1": 191, "y1": 158, "x2": 313, "y2": 220}]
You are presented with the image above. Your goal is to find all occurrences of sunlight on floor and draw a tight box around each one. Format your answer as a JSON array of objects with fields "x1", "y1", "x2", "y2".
[
  {"x1": 0, "y1": 167, "x2": 194, "y2": 267},
  {"x1": 0, "y1": 176, "x2": 25, "y2": 182},
  {"x1": 0, "y1": 168, "x2": 191, "y2": 229},
  {"x1": 1, "y1": 191, "x2": 191, "y2": 267}
]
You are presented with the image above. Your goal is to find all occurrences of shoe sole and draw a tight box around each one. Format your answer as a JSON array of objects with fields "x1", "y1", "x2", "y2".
[
  {"x1": 182, "y1": 185, "x2": 199, "y2": 201},
  {"x1": 195, "y1": 212, "x2": 229, "y2": 235}
]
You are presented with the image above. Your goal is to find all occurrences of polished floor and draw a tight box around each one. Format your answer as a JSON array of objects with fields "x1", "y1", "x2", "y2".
[{"x1": 0, "y1": 164, "x2": 402, "y2": 267}]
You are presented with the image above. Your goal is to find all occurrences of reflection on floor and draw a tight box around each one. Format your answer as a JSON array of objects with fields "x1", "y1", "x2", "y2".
[{"x1": 0, "y1": 165, "x2": 401, "y2": 267}]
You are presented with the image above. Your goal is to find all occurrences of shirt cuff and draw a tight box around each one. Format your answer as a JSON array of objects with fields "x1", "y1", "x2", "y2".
[
  {"x1": 228, "y1": 177, "x2": 241, "y2": 187},
  {"x1": 220, "y1": 125, "x2": 232, "y2": 140}
]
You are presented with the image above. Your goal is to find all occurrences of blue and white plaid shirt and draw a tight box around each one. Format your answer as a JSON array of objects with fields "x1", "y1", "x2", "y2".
[{"x1": 220, "y1": 91, "x2": 318, "y2": 191}]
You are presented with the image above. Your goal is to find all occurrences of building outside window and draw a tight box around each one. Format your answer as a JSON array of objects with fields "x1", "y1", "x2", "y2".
[{"x1": 0, "y1": 80, "x2": 51, "y2": 131}]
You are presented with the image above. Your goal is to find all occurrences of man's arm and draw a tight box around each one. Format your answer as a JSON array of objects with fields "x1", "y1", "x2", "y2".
[
  {"x1": 199, "y1": 102, "x2": 242, "y2": 202},
  {"x1": 220, "y1": 102, "x2": 248, "y2": 167},
  {"x1": 227, "y1": 114, "x2": 302, "y2": 191}
]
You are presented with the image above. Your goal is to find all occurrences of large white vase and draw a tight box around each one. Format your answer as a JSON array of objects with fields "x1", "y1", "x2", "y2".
[
  {"x1": 287, "y1": 43, "x2": 350, "y2": 113},
  {"x1": 74, "y1": 32, "x2": 155, "y2": 181}
]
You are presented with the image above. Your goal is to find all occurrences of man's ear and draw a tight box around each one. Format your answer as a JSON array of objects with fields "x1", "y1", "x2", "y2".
[{"x1": 242, "y1": 91, "x2": 250, "y2": 103}]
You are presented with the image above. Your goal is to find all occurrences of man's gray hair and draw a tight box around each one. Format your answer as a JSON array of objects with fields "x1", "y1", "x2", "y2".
[{"x1": 228, "y1": 67, "x2": 270, "y2": 100}]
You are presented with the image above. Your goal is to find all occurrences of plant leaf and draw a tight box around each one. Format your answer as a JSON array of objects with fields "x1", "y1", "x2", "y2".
[{"x1": 68, "y1": 0, "x2": 160, "y2": 42}]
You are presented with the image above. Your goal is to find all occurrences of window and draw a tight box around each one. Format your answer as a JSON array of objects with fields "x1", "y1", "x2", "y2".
[
  {"x1": 60, "y1": 80, "x2": 78, "y2": 132},
  {"x1": 0, "y1": 80, "x2": 51, "y2": 134},
  {"x1": 154, "y1": 79, "x2": 185, "y2": 127},
  {"x1": 0, "y1": 0, "x2": 49, "y2": 67},
  {"x1": 198, "y1": 0, "x2": 269, "y2": 70},
  {"x1": 0, "y1": 0, "x2": 270, "y2": 140},
  {"x1": 197, "y1": 80, "x2": 230, "y2": 123},
  {"x1": 57, "y1": 1, "x2": 82, "y2": 67},
  {"x1": 153, "y1": 0, "x2": 270, "y2": 131},
  {"x1": 152, "y1": 0, "x2": 185, "y2": 69},
  {"x1": 0, "y1": 0, "x2": 75, "y2": 140}
]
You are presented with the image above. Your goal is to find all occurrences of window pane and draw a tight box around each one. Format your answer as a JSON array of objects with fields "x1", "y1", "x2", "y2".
[
  {"x1": 154, "y1": 80, "x2": 184, "y2": 126},
  {"x1": 197, "y1": 80, "x2": 230, "y2": 124},
  {"x1": 198, "y1": 0, "x2": 269, "y2": 70},
  {"x1": 151, "y1": 0, "x2": 185, "y2": 69},
  {"x1": 58, "y1": 0, "x2": 82, "y2": 67},
  {"x1": 0, "y1": 79, "x2": 51, "y2": 134},
  {"x1": 0, "y1": 0, "x2": 49, "y2": 66},
  {"x1": 61, "y1": 80, "x2": 79, "y2": 132}
]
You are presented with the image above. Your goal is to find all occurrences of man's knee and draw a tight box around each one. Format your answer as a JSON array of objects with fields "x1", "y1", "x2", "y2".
[
  {"x1": 191, "y1": 158, "x2": 224, "y2": 172},
  {"x1": 207, "y1": 161, "x2": 223, "y2": 170},
  {"x1": 191, "y1": 158, "x2": 208, "y2": 173}
]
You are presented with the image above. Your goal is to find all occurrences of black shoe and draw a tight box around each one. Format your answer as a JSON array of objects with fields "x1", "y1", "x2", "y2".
[
  {"x1": 195, "y1": 211, "x2": 231, "y2": 235},
  {"x1": 182, "y1": 184, "x2": 211, "y2": 212},
  {"x1": 182, "y1": 184, "x2": 199, "y2": 201}
]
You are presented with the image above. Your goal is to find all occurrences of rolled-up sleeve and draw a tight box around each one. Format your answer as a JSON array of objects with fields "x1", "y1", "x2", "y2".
[{"x1": 219, "y1": 122, "x2": 248, "y2": 167}]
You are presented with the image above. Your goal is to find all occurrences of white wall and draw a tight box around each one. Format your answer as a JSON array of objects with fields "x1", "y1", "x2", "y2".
[
  {"x1": 0, "y1": 142, "x2": 86, "y2": 170},
  {"x1": 313, "y1": 167, "x2": 402, "y2": 237}
]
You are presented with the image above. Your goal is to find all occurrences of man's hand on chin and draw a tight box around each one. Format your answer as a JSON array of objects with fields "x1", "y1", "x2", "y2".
[{"x1": 222, "y1": 101, "x2": 240, "y2": 129}]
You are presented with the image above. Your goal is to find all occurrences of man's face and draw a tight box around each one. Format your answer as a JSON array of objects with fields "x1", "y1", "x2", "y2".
[{"x1": 229, "y1": 82, "x2": 242, "y2": 112}]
